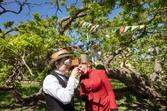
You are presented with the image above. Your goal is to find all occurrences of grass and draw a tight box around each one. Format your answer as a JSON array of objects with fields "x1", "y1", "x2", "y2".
[
  {"x1": 0, "y1": 80, "x2": 167, "y2": 111},
  {"x1": 110, "y1": 79, "x2": 127, "y2": 89}
]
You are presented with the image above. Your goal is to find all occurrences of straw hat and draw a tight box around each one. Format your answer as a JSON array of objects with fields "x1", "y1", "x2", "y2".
[{"x1": 49, "y1": 49, "x2": 73, "y2": 66}]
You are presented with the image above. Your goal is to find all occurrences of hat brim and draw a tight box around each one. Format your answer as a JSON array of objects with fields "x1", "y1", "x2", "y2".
[{"x1": 49, "y1": 54, "x2": 73, "y2": 66}]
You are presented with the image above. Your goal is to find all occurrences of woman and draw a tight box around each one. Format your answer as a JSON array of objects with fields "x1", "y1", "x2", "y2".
[{"x1": 78, "y1": 54, "x2": 118, "y2": 111}]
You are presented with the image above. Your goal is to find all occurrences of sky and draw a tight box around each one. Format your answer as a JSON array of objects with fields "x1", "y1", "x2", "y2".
[
  {"x1": 0, "y1": 0, "x2": 121, "y2": 30},
  {"x1": 0, "y1": 0, "x2": 61, "y2": 29}
]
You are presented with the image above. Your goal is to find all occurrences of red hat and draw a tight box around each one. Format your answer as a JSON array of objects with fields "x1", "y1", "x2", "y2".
[{"x1": 92, "y1": 44, "x2": 98, "y2": 50}]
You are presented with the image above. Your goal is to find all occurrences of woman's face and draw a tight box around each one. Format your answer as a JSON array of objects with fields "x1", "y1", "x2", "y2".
[{"x1": 78, "y1": 63, "x2": 89, "y2": 75}]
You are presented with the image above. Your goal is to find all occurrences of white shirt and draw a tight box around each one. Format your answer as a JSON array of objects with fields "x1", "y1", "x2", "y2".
[{"x1": 43, "y1": 70, "x2": 79, "y2": 104}]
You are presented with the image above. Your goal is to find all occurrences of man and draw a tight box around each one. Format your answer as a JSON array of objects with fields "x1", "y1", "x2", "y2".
[
  {"x1": 78, "y1": 54, "x2": 118, "y2": 111},
  {"x1": 91, "y1": 44, "x2": 104, "y2": 69},
  {"x1": 43, "y1": 49, "x2": 80, "y2": 111}
]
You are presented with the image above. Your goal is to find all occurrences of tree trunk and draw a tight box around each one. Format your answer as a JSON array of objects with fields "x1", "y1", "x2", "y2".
[
  {"x1": 150, "y1": 47, "x2": 162, "y2": 82},
  {"x1": 11, "y1": 89, "x2": 24, "y2": 103},
  {"x1": 0, "y1": 86, "x2": 14, "y2": 91},
  {"x1": 23, "y1": 88, "x2": 45, "y2": 103},
  {"x1": 0, "y1": 85, "x2": 44, "y2": 104},
  {"x1": 107, "y1": 68, "x2": 160, "y2": 98}
]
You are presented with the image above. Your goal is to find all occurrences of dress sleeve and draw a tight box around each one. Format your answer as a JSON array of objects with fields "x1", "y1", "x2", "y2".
[
  {"x1": 99, "y1": 70, "x2": 118, "y2": 109},
  {"x1": 79, "y1": 77, "x2": 84, "y2": 96}
]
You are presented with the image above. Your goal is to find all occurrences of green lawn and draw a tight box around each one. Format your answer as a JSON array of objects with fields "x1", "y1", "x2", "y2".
[{"x1": 0, "y1": 80, "x2": 166, "y2": 111}]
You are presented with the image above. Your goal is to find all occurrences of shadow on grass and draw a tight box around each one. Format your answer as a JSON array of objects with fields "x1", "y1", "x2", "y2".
[
  {"x1": 0, "y1": 84, "x2": 167, "y2": 111},
  {"x1": 0, "y1": 99, "x2": 46, "y2": 111},
  {"x1": 115, "y1": 88, "x2": 167, "y2": 111},
  {"x1": 118, "y1": 99, "x2": 167, "y2": 111}
]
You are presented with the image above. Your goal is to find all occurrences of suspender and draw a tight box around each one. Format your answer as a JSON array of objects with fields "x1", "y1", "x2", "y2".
[{"x1": 52, "y1": 71, "x2": 67, "y2": 88}]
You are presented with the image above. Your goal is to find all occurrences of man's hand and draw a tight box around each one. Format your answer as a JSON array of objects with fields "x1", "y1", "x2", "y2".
[{"x1": 70, "y1": 67, "x2": 80, "y2": 78}]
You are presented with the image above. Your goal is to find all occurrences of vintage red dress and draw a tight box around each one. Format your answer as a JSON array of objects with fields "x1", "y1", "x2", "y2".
[{"x1": 80, "y1": 68, "x2": 118, "y2": 111}]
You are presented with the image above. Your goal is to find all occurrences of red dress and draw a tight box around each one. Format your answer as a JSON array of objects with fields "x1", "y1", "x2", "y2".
[{"x1": 80, "y1": 68, "x2": 118, "y2": 111}]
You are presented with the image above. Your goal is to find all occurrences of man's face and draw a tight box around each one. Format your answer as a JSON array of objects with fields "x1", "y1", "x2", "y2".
[
  {"x1": 57, "y1": 57, "x2": 72, "y2": 74},
  {"x1": 78, "y1": 63, "x2": 89, "y2": 75}
]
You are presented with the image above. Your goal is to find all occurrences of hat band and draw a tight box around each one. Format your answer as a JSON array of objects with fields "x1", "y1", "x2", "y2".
[{"x1": 58, "y1": 52, "x2": 69, "y2": 57}]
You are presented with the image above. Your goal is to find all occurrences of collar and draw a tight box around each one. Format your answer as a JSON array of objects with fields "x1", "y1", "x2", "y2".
[
  {"x1": 55, "y1": 70, "x2": 63, "y2": 75},
  {"x1": 54, "y1": 70, "x2": 69, "y2": 80}
]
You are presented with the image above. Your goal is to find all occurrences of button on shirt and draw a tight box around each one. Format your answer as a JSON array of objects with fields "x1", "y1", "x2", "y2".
[{"x1": 43, "y1": 70, "x2": 79, "y2": 104}]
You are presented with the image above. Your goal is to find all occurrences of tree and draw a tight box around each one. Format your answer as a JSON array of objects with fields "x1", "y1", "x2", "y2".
[{"x1": 0, "y1": 0, "x2": 167, "y2": 105}]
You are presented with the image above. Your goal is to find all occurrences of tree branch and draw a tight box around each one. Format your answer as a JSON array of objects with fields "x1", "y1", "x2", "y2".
[
  {"x1": 0, "y1": 85, "x2": 14, "y2": 91},
  {"x1": 57, "y1": 6, "x2": 88, "y2": 34},
  {"x1": 22, "y1": 51, "x2": 35, "y2": 76},
  {"x1": 0, "y1": 0, "x2": 28, "y2": 15}
]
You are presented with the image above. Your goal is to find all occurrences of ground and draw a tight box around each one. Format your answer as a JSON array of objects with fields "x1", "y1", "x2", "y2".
[{"x1": 1, "y1": 99, "x2": 167, "y2": 111}]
